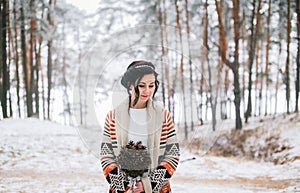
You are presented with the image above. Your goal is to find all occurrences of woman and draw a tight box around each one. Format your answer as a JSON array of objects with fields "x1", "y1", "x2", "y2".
[{"x1": 100, "y1": 61, "x2": 180, "y2": 193}]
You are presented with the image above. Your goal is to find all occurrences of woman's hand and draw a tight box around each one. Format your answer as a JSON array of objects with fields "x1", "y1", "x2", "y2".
[{"x1": 132, "y1": 181, "x2": 144, "y2": 193}]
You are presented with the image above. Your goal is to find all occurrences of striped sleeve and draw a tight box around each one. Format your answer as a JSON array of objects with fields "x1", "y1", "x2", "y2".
[
  {"x1": 160, "y1": 109, "x2": 180, "y2": 174},
  {"x1": 100, "y1": 111, "x2": 130, "y2": 193}
]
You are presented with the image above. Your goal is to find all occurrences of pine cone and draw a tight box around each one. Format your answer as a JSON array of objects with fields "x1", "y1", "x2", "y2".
[{"x1": 117, "y1": 141, "x2": 151, "y2": 178}]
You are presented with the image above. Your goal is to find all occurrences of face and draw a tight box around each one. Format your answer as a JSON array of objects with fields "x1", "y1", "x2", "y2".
[{"x1": 130, "y1": 74, "x2": 156, "y2": 108}]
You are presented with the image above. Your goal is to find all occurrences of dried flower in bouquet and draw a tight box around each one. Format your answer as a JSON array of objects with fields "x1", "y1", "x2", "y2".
[{"x1": 117, "y1": 141, "x2": 151, "y2": 178}]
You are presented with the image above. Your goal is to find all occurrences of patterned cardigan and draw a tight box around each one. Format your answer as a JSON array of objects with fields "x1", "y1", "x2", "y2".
[{"x1": 100, "y1": 99, "x2": 180, "y2": 193}]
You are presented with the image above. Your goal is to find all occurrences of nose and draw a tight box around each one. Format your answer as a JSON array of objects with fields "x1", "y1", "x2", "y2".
[{"x1": 144, "y1": 86, "x2": 151, "y2": 94}]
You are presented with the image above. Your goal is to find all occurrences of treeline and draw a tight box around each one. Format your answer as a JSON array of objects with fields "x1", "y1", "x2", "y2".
[
  {"x1": 96, "y1": 0, "x2": 299, "y2": 134},
  {"x1": 150, "y1": 0, "x2": 300, "y2": 132},
  {"x1": 0, "y1": 0, "x2": 91, "y2": 123},
  {"x1": 0, "y1": 0, "x2": 58, "y2": 119},
  {"x1": 0, "y1": 0, "x2": 299, "y2": 135}
]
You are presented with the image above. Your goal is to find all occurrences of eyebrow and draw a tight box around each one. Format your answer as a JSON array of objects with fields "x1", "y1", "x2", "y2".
[{"x1": 139, "y1": 81, "x2": 155, "y2": 84}]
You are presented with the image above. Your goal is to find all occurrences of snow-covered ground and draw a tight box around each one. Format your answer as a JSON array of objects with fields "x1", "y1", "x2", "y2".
[{"x1": 0, "y1": 116, "x2": 299, "y2": 193}]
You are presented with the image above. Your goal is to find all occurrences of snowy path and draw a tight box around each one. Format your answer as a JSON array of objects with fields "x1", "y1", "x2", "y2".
[{"x1": 0, "y1": 119, "x2": 299, "y2": 193}]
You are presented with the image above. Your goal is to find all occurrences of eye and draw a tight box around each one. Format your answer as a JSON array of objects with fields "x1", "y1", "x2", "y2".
[
  {"x1": 149, "y1": 85, "x2": 154, "y2": 88},
  {"x1": 138, "y1": 85, "x2": 145, "y2": 88}
]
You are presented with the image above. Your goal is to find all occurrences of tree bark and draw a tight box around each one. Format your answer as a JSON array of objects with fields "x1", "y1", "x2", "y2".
[
  {"x1": 20, "y1": 0, "x2": 33, "y2": 117},
  {"x1": 258, "y1": 41, "x2": 263, "y2": 116},
  {"x1": 264, "y1": 0, "x2": 271, "y2": 115},
  {"x1": 175, "y1": 0, "x2": 188, "y2": 138},
  {"x1": 7, "y1": 0, "x2": 12, "y2": 117},
  {"x1": 38, "y1": 2, "x2": 46, "y2": 119},
  {"x1": 47, "y1": 0, "x2": 54, "y2": 119},
  {"x1": 162, "y1": 0, "x2": 171, "y2": 114},
  {"x1": 215, "y1": 0, "x2": 242, "y2": 129},
  {"x1": 206, "y1": 12, "x2": 218, "y2": 130},
  {"x1": 30, "y1": 0, "x2": 37, "y2": 117},
  {"x1": 158, "y1": 0, "x2": 171, "y2": 111},
  {"x1": 245, "y1": 0, "x2": 262, "y2": 122},
  {"x1": 296, "y1": 0, "x2": 300, "y2": 112},
  {"x1": 241, "y1": 8, "x2": 247, "y2": 116},
  {"x1": 184, "y1": 0, "x2": 195, "y2": 131},
  {"x1": 13, "y1": 0, "x2": 21, "y2": 117},
  {"x1": 158, "y1": 0, "x2": 166, "y2": 108},
  {"x1": 285, "y1": 0, "x2": 291, "y2": 114},
  {"x1": 232, "y1": 0, "x2": 242, "y2": 129},
  {"x1": 0, "y1": 0, "x2": 8, "y2": 118}
]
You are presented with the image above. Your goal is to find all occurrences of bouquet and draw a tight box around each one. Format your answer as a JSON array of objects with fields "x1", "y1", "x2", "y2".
[{"x1": 117, "y1": 141, "x2": 151, "y2": 188}]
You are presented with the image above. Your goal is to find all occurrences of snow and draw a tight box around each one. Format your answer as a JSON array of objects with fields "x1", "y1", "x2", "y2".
[
  {"x1": 1, "y1": 116, "x2": 300, "y2": 192},
  {"x1": 0, "y1": 118, "x2": 105, "y2": 192}
]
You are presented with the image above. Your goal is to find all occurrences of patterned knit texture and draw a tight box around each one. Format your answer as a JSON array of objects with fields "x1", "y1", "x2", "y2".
[{"x1": 100, "y1": 109, "x2": 180, "y2": 193}]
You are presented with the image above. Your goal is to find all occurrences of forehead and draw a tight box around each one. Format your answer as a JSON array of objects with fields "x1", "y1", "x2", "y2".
[{"x1": 139, "y1": 74, "x2": 156, "y2": 83}]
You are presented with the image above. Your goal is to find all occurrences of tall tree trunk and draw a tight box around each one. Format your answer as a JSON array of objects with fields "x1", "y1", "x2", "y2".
[
  {"x1": 172, "y1": 31, "x2": 179, "y2": 124},
  {"x1": 35, "y1": 38, "x2": 41, "y2": 118},
  {"x1": 158, "y1": 0, "x2": 166, "y2": 108},
  {"x1": 13, "y1": 0, "x2": 21, "y2": 117},
  {"x1": 215, "y1": 0, "x2": 242, "y2": 129},
  {"x1": 0, "y1": 0, "x2": 8, "y2": 118},
  {"x1": 38, "y1": 3, "x2": 45, "y2": 119},
  {"x1": 20, "y1": 0, "x2": 33, "y2": 117},
  {"x1": 264, "y1": 0, "x2": 271, "y2": 115},
  {"x1": 202, "y1": 0, "x2": 216, "y2": 129},
  {"x1": 198, "y1": 15, "x2": 205, "y2": 125},
  {"x1": 199, "y1": 0, "x2": 208, "y2": 126},
  {"x1": 47, "y1": 0, "x2": 54, "y2": 119},
  {"x1": 158, "y1": 0, "x2": 171, "y2": 110},
  {"x1": 184, "y1": 0, "x2": 195, "y2": 131},
  {"x1": 30, "y1": 0, "x2": 37, "y2": 117},
  {"x1": 254, "y1": 42, "x2": 259, "y2": 116},
  {"x1": 175, "y1": 0, "x2": 188, "y2": 138},
  {"x1": 258, "y1": 40, "x2": 263, "y2": 116},
  {"x1": 245, "y1": 0, "x2": 256, "y2": 120},
  {"x1": 198, "y1": 75, "x2": 204, "y2": 124},
  {"x1": 224, "y1": 2, "x2": 231, "y2": 120},
  {"x1": 162, "y1": 0, "x2": 171, "y2": 113},
  {"x1": 232, "y1": 0, "x2": 242, "y2": 129},
  {"x1": 215, "y1": 0, "x2": 228, "y2": 120},
  {"x1": 295, "y1": 0, "x2": 300, "y2": 112},
  {"x1": 241, "y1": 8, "x2": 246, "y2": 115},
  {"x1": 285, "y1": 0, "x2": 291, "y2": 114},
  {"x1": 245, "y1": 0, "x2": 262, "y2": 122},
  {"x1": 7, "y1": 1, "x2": 12, "y2": 117}
]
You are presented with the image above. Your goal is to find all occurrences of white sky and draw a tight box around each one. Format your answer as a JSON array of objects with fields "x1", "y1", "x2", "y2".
[{"x1": 65, "y1": 0, "x2": 100, "y2": 12}]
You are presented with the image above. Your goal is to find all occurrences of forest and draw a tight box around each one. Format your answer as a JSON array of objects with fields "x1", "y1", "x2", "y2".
[
  {"x1": 0, "y1": 0, "x2": 299, "y2": 135},
  {"x1": 1, "y1": 0, "x2": 300, "y2": 192}
]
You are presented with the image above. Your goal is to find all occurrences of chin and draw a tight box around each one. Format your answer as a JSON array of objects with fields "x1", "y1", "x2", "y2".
[{"x1": 139, "y1": 98, "x2": 149, "y2": 103}]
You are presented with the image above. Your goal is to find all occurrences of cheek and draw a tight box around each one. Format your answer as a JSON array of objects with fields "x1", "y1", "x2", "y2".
[
  {"x1": 137, "y1": 87, "x2": 143, "y2": 93},
  {"x1": 150, "y1": 87, "x2": 155, "y2": 94}
]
